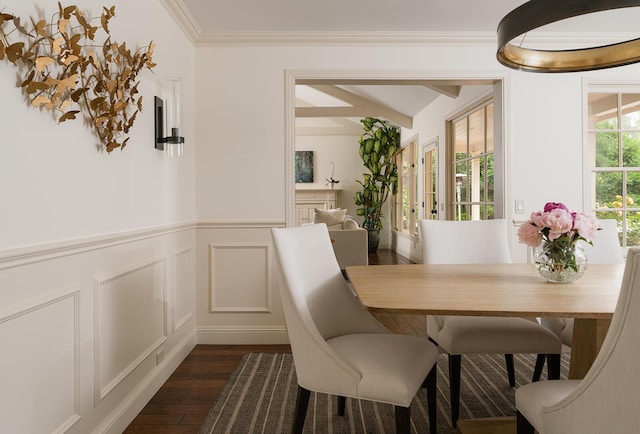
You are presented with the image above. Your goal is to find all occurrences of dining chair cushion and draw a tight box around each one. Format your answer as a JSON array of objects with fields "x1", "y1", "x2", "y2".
[
  {"x1": 432, "y1": 315, "x2": 562, "y2": 354},
  {"x1": 516, "y1": 380, "x2": 580, "y2": 431},
  {"x1": 327, "y1": 333, "x2": 439, "y2": 407}
]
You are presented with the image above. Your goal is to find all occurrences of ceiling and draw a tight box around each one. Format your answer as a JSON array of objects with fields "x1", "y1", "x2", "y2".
[
  {"x1": 179, "y1": 0, "x2": 640, "y2": 34},
  {"x1": 174, "y1": 0, "x2": 640, "y2": 133}
]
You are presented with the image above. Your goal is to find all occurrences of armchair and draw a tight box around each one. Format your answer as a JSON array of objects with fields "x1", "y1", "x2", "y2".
[
  {"x1": 516, "y1": 247, "x2": 640, "y2": 434},
  {"x1": 419, "y1": 219, "x2": 562, "y2": 427},
  {"x1": 312, "y1": 208, "x2": 368, "y2": 269},
  {"x1": 271, "y1": 223, "x2": 438, "y2": 434}
]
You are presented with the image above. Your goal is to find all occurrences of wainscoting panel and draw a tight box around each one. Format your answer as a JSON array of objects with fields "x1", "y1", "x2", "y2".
[
  {"x1": 0, "y1": 287, "x2": 80, "y2": 434},
  {"x1": 94, "y1": 258, "x2": 168, "y2": 403},
  {"x1": 0, "y1": 223, "x2": 197, "y2": 434},
  {"x1": 196, "y1": 224, "x2": 287, "y2": 344},
  {"x1": 173, "y1": 247, "x2": 194, "y2": 332},
  {"x1": 209, "y1": 243, "x2": 270, "y2": 313}
]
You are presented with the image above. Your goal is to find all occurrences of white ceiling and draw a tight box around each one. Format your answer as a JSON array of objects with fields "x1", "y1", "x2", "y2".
[
  {"x1": 174, "y1": 0, "x2": 640, "y2": 133},
  {"x1": 179, "y1": 0, "x2": 640, "y2": 34}
]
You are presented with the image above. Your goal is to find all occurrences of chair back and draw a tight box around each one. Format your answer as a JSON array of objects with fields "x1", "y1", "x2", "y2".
[
  {"x1": 579, "y1": 219, "x2": 624, "y2": 264},
  {"x1": 419, "y1": 219, "x2": 512, "y2": 264},
  {"x1": 271, "y1": 224, "x2": 387, "y2": 393},
  {"x1": 542, "y1": 247, "x2": 640, "y2": 433}
]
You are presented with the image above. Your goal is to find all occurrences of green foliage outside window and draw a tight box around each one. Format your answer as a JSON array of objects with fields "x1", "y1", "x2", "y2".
[{"x1": 593, "y1": 119, "x2": 640, "y2": 246}]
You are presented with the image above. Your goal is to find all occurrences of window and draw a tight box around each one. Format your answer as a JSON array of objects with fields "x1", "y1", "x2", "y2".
[
  {"x1": 587, "y1": 87, "x2": 640, "y2": 247},
  {"x1": 449, "y1": 100, "x2": 495, "y2": 220},
  {"x1": 423, "y1": 139, "x2": 438, "y2": 220},
  {"x1": 393, "y1": 138, "x2": 419, "y2": 236}
]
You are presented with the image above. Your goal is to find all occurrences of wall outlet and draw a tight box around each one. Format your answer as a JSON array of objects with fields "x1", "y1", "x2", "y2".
[{"x1": 155, "y1": 348, "x2": 165, "y2": 366}]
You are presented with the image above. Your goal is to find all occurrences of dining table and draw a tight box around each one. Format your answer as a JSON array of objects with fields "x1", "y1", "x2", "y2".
[{"x1": 345, "y1": 262, "x2": 625, "y2": 433}]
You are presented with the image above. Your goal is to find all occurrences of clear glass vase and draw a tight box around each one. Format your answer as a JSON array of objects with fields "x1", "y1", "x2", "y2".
[{"x1": 534, "y1": 242, "x2": 588, "y2": 283}]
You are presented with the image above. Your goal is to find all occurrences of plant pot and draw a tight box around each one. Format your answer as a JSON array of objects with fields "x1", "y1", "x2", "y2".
[{"x1": 367, "y1": 229, "x2": 380, "y2": 253}]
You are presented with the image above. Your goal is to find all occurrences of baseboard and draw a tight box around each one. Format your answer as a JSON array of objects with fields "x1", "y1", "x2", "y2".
[
  {"x1": 95, "y1": 331, "x2": 198, "y2": 434},
  {"x1": 197, "y1": 325, "x2": 289, "y2": 344}
]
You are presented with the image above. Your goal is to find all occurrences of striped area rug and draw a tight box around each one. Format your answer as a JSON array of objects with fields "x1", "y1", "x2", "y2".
[{"x1": 199, "y1": 352, "x2": 569, "y2": 434}]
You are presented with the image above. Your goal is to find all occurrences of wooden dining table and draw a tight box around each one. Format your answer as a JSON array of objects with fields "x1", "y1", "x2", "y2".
[
  {"x1": 346, "y1": 263, "x2": 624, "y2": 380},
  {"x1": 345, "y1": 263, "x2": 625, "y2": 433}
]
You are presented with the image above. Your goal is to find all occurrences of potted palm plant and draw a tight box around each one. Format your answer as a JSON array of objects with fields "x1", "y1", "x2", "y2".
[{"x1": 354, "y1": 117, "x2": 401, "y2": 253}]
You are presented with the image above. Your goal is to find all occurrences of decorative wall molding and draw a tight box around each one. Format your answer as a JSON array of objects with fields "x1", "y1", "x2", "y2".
[
  {"x1": 197, "y1": 325, "x2": 288, "y2": 345},
  {"x1": 93, "y1": 257, "x2": 168, "y2": 403},
  {"x1": 159, "y1": 5, "x2": 640, "y2": 50},
  {"x1": 172, "y1": 246, "x2": 194, "y2": 333},
  {"x1": 0, "y1": 219, "x2": 285, "y2": 270},
  {"x1": 197, "y1": 219, "x2": 285, "y2": 229},
  {"x1": 0, "y1": 286, "x2": 81, "y2": 433},
  {"x1": 0, "y1": 221, "x2": 196, "y2": 271},
  {"x1": 159, "y1": 0, "x2": 201, "y2": 44},
  {"x1": 209, "y1": 243, "x2": 271, "y2": 313},
  {"x1": 194, "y1": 31, "x2": 497, "y2": 47},
  {"x1": 91, "y1": 331, "x2": 197, "y2": 434}
]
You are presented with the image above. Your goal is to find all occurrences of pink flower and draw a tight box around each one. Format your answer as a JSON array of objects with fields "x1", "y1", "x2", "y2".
[
  {"x1": 529, "y1": 211, "x2": 544, "y2": 227},
  {"x1": 540, "y1": 208, "x2": 573, "y2": 240},
  {"x1": 573, "y1": 212, "x2": 599, "y2": 241},
  {"x1": 517, "y1": 222, "x2": 543, "y2": 247},
  {"x1": 544, "y1": 202, "x2": 570, "y2": 213}
]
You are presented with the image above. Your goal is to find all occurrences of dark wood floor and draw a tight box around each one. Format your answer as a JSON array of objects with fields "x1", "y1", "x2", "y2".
[{"x1": 124, "y1": 249, "x2": 416, "y2": 433}]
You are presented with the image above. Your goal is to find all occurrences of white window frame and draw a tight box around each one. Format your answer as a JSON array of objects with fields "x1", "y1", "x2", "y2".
[{"x1": 584, "y1": 81, "x2": 640, "y2": 248}]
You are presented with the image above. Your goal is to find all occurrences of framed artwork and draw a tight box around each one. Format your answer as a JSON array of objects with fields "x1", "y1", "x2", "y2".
[{"x1": 295, "y1": 151, "x2": 314, "y2": 183}]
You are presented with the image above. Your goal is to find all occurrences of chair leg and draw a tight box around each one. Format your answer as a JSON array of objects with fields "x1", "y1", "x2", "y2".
[
  {"x1": 532, "y1": 354, "x2": 546, "y2": 382},
  {"x1": 293, "y1": 386, "x2": 310, "y2": 434},
  {"x1": 337, "y1": 395, "x2": 346, "y2": 416},
  {"x1": 505, "y1": 353, "x2": 515, "y2": 387},
  {"x1": 516, "y1": 410, "x2": 536, "y2": 434},
  {"x1": 422, "y1": 365, "x2": 437, "y2": 434},
  {"x1": 547, "y1": 353, "x2": 561, "y2": 380},
  {"x1": 394, "y1": 405, "x2": 410, "y2": 434},
  {"x1": 448, "y1": 354, "x2": 461, "y2": 428}
]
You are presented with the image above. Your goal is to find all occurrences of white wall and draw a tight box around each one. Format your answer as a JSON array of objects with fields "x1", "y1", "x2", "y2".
[
  {"x1": 194, "y1": 39, "x2": 640, "y2": 344},
  {"x1": 295, "y1": 134, "x2": 362, "y2": 217},
  {"x1": 0, "y1": 1, "x2": 197, "y2": 432}
]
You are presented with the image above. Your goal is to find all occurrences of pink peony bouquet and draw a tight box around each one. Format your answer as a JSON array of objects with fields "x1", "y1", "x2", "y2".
[
  {"x1": 518, "y1": 202, "x2": 599, "y2": 248},
  {"x1": 518, "y1": 202, "x2": 599, "y2": 273}
]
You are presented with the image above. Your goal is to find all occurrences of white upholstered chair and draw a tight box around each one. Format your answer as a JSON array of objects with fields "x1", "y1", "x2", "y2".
[
  {"x1": 272, "y1": 223, "x2": 439, "y2": 434},
  {"x1": 419, "y1": 219, "x2": 563, "y2": 427},
  {"x1": 534, "y1": 219, "x2": 624, "y2": 380},
  {"x1": 516, "y1": 247, "x2": 640, "y2": 434},
  {"x1": 312, "y1": 208, "x2": 369, "y2": 269},
  {"x1": 541, "y1": 219, "x2": 623, "y2": 346}
]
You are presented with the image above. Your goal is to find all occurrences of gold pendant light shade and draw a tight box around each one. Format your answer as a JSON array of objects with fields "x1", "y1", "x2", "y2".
[{"x1": 497, "y1": 0, "x2": 640, "y2": 72}]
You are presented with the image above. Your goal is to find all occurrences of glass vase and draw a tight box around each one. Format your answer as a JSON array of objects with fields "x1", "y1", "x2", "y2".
[{"x1": 534, "y1": 242, "x2": 588, "y2": 283}]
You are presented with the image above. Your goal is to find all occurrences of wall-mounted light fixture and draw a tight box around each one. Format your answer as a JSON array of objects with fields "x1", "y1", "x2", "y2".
[
  {"x1": 497, "y1": 0, "x2": 640, "y2": 72},
  {"x1": 155, "y1": 77, "x2": 185, "y2": 155}
]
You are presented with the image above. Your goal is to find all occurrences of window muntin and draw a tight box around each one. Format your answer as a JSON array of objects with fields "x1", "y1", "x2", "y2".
[
  {"x1": 393, "y1": 140, "x2": 419, "y2": 236},
  {"x1": 451, "y1": 101, "x2": 494, "y2": 221},
  {"x1": 588, "y1": 90, "x2": 640, "y2": 247}
]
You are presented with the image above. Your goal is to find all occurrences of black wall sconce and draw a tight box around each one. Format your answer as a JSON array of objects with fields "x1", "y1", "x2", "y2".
[{"x1": 155, "y1": 78, "x2": 185, "y2": 155}]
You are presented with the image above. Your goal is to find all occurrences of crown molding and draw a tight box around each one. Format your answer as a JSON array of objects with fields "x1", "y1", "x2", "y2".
[
  {"x1": 194, "y1": 31, "x2": 498, "y2": 47},
  {"x1": 158, "y1": 2, "x2": 640, "y2": 49},
  {"x1": 159, "y1": 0, "x2": 201, "y2": 44}
]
